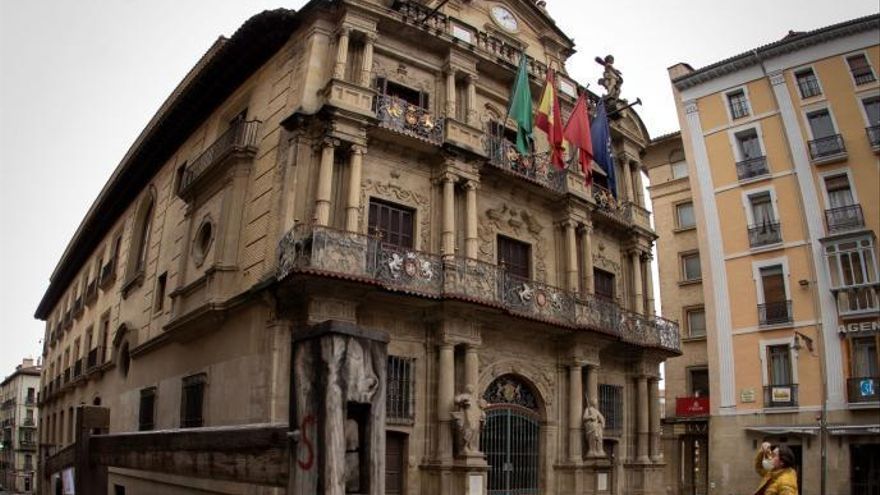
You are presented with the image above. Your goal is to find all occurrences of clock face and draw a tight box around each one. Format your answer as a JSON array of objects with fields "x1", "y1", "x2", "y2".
[{"x1": 491, "y1": 5, "x2": 518, "y2": 32}]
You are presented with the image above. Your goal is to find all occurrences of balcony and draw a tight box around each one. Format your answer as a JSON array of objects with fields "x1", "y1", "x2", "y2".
[
  {"x1": 867, "y1": 125, "x2": 880, "y2": 151},
  {"x1": 375, "y1": 95, "x2": 444, "y2": 146},
  {"x1": 178, "y1": 119, "x2": 260, "y2": 198},
  {"x1": 485, "y1": 136, "x2": 566, "y2": 194},
  {"x1": 22, "y1": 417, "x2": 35, "y2": 427},
  {"x1": 758, "y1": 300, "x2": 792, "y2": 326},
  {"x1": 736, "y1": 156, "x2": 770, "y2": 181},
  {"x1": 748, "y1": 221, "x2": 782, "y2": 248},
  {"x1": 825, "y1": 205, "x2": 865, "y2": 234},
  {"x1": 808, "y1": 134, "x2": 847, "y2": 164},
  {"x1": 592, "y1": 185, "x2": 630, "y2": 227},
  {"x1": 764, "y1": 384, "x2": 798, "y2": 408},
  {"x1": 277, "y1": 225, "x2": 682, "y2": 353},
  {"x1": 19, "y1": 439, "x2": 37, "y2": 451},
  {"x1": 832, "y1": 283, "x2": 880, "y2": 317},
  {"x1": 847, "y1": 377, "x2": 879, "y2": 405},
  {"x1": 675, "y1": 396, "x2": 710, "y2": 417}
]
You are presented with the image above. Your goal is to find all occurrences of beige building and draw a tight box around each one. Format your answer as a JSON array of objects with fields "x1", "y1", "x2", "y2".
[
  {"x1": 34, "y1": 1, "x2": 681, "y2": 494},
  {"x1": 1, "y1": 359, "x2": 41, "y2": 494},
  {"x1": 649, "y1": 14, "x2": 880, "y2": 495}
]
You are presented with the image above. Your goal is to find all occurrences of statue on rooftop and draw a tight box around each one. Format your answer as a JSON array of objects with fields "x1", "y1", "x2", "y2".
[{"x1": 595, "y1": 54, "x2": 623, "y2": 101}]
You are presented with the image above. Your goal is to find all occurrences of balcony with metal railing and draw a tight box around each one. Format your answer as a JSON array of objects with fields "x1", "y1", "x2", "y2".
[
  {"x1": 847, "y1": 377, "x2": 879, "y2": 405},
  {"x1": 825, "y1": 204, "x2": 865, "y2": 234},
  {"x1": 178, "y1": 120, "x2": 260, "y2": 198},
  {"x1": 748, "y1": 221, "x2": 782, "y2": 248},
  {"x1": 764, "y1": 384, "x2": 798, "y2": 408},
  {"x1": 375, "y1": 95, "x2": 445, "y2": 146},
  {"x1": 867, "y1": 125, "x2": 880, "y2": 151},
  {"x1": 808, "y1": 134, "x2": 847, "y2": 164},
  {"x1": 277, "y1": 225, "x2": 681, "y2": 353},
  {"x1": 485, "y1": 136, "x2": 566, "y2": 194},
  {"x1": 758, "y1": 300, "x2": 792, "y2": 326},
  {"x1": 736, "y1": 156, "x2": 769, "y2": 181}
]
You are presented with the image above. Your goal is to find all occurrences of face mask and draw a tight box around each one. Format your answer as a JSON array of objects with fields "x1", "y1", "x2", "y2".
[{"x1": 762, "y1": 458, "x2": 775, "y2": 471}]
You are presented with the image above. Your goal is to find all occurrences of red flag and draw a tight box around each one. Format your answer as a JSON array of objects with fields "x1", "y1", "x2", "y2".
[
  {"x1": 563, "y1": 92, "x2": 594, "y2": 185},
  {"x1": 535, "y1": 69, "x2": 565, "y2": 169}
]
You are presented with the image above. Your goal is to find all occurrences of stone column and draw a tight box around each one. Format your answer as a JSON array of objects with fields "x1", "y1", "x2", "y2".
[
  {"x1": 649, "y1": 377, "x2": 663, "y2": 463},
  {"x1": 636, "y1": 375, "x2": 650, "y2": 463},
  {"x1": 581, "y1": 225, "x2": 594, "y2": 295},
  {"x1": 314, "y1": 138, "x2": 337, "y2": 226},
  {"x1": 344, "y1": 144, "x2": 365, "y2": 232},
  {"x1": 445, "y1": 69, "x2": 457, "y2": 118},
  {"x1": 568, "y1": 363, "x2": 583, "y2": 462},
  {"x1": 631, "y1": 251, "x2": 644, "y2": 314},
  {"x1": 466, "y1": 73, "x2": 478, "y2": 126},
  {"x1": 437, "y1": 343, "x2": 455, "y2": 462},
  {"x1": 360, "y1": 33, "x2": 376, "y2": 87},
  {"x1": 464, "y1": 180, "x2": 479, "y2": 258},
  {"x1": 464, "y1": 345, "x2": 479, "y2": 391},
  {"x1": 333, "y1": 27, "x2": 350, "y2": 80},
  {"x1": 564, "y1": 221, "x2": 579, "y2": 292},
  {"x1": 645, "y1": 257, "x2": 656, "y2": 316},
  {"x1": 441, "y1": 174, "x2": 456, "y2": 259},
  {"x1": 621, "y1": 160, "x2": 634, "y2": 203}
]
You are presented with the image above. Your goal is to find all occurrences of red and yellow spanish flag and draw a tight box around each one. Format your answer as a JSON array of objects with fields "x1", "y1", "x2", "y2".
[
  {"x1": 563, "y1": 91, "x2": 594, "y2": 186},
  {"x1": 535, "y1": 68, "x2": 565, "y2": 169}
]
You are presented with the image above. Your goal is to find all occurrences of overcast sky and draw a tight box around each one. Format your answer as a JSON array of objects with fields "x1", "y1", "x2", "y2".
[{"x1": 1, "y1": 0, "x2": 877, "y2": 376}]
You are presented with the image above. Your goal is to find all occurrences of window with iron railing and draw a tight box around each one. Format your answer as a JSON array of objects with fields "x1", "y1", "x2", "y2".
[
  {"x1": 598, "y1": 384, "x2": 623, "y2": 436},
  {"x1": 847, "y1": 54, "x2": 876, "y2": 85},
  {"x1": 368, "y1": 198, "x2": 415, "y2": 249},
  {"x1": 795, "y1": 69, "x2": 822, "y2": 98},
  {"x1": 727, "y1": 89, "x2": 750, "y2": 120},
  {"x1": 497, "y1": 235, "x2": 531, "y2": 279},
  {"x1": 387, "y1": 356, "x2": 415, "y2": 423}
]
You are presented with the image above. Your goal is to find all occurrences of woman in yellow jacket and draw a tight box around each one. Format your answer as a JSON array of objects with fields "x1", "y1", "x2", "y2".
[{"x1": 753, "y1": 442, "x2": 799, "y2": 495}]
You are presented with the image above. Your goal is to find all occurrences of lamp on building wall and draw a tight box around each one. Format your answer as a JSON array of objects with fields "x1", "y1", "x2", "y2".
[{"x1": 791, "y1": 331, "x2": 815, "y2": 353}]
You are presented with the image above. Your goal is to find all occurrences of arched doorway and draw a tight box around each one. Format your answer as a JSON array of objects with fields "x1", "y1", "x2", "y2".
[{"x1": 480, "y1": 374, "x2": 541, "y2": 495}]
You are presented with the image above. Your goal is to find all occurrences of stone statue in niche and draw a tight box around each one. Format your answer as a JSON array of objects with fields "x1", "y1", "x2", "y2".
[
  {"x1": 344, "y1": 338, "x2": 379, "y2": 404},
  {"x1": 595, "y1": 54, "x2": 623, "y2": 101},
  {"x1": 583, "y1": 397, "x2": 606, "y2": 458},
  {"x1": 452, "y1": 385, "x2": 488, "y2": 456}
]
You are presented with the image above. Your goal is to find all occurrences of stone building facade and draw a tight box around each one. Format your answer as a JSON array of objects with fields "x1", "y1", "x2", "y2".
[
  {"x1": 650, "y1": 14, "x2": 880, "y2": 495},
  {"x1": 1, "y1": 359, "x2": 41, "y2": 494},
  {"x1": 34, "y1": 1, "x2": 679, "y2": 494}
]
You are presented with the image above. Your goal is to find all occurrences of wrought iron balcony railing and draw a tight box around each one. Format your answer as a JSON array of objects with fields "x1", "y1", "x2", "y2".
[
  {"x1": 764, "y1": 384, "x2": 798, "y2": 408},
  {"x1": 736, "y1": 156, "x2": 769, "y2": 181},
  {"x1": 179, "y1": 120, "x2": 260, "y2": 196},
  {"x1": 867, "y1": 125, "x2": 880, "y2": 149},
  {"x1": 853, "y1": 69, "x2": 877, "y2": 86},
  {"x1": 847, "y1": 377, "x2": 879, "y2": 404},
  {"x1": 748, "y1": 221, "x2": 782, "y2": 247},
  {"x1": 808, "y1": 134, "x2": 846, "y2": 161},
  {"x1": 832, "y1": 283, "x2": 880, "y2": 316},
  {"x1": 592, "y1": 185, "x2": 630, "y2": 226},
  {"x1": 485, "y1": 136, "x2": 566, "y2": 193},
  {"x1": 375, "y1": 95, "x2": 445, "y2": 145},
  {"x1": 825, "y1": 204, "x2": 865, "y2": 233},
  {"x1": 758, "y1": 300, "x2": 792, "y2": 326},
  {"x1": 278, "y1": 225, "x2": 681, "y2": 353}
]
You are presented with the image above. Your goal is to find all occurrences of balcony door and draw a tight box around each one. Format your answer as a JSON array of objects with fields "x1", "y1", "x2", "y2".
[
  {"x1": 824, "y1": 174, "x2": 855, "y2": 209},
  {"x1": 807, "y1": 109, "x2": 835, "y2": 139},
  {"x1": 760, "y1": 265, "x2": 787, "y2": 323},
  {"x1": 594, "y1": 268, "x2": 615, "y2": 301},
  {"x1": 368, "y1": 199, "x2": 415, "y2": 249},
  {"x1": 736, "y1": 129, "x2": 762, "y2": 160},
  {"x1": 767, "y1": 344, "x2": 793, "y2": 386},
  {"x1": 497, "y1": 236, "x2": 531, "y2": 279}
]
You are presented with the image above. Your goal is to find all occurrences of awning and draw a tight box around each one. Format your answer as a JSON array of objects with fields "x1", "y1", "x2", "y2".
[
  {"x1": 828, "y1": 425, "x2": 880, "y2": 436},
  {"x1": 744, "y1": 426, "x2": 818, "y2": 436}
]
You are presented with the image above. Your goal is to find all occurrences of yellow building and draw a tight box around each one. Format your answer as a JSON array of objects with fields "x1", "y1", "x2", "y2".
[
  {"x1": 650, "y1": 13, "x2": 880, "y2": 495},
  {"x1": 33, "y1": 1, "x2": 680, "y2": 494}
]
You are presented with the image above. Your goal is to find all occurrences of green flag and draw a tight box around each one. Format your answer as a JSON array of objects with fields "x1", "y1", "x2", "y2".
[{"x1": 507, "y1": 54, "x2": 533, "y2": 155}]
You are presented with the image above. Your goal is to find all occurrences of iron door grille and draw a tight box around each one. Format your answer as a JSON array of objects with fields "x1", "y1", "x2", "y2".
[{"x1": 482, "y1": 406, "x2": 540, "y2": 495}]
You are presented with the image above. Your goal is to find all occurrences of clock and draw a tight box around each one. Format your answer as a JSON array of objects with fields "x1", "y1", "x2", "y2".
[{"x1": 490, "y1": 5, "x2": 518, "y2": 32}]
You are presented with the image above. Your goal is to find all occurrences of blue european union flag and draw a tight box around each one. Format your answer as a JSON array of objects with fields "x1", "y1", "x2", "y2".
[{"x1": 590, "y1": 101, "x2": 617, "y2": 197}]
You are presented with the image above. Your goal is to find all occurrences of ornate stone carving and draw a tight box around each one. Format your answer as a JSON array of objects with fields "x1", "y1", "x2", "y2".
[
  {"x1": 583, "y1": 397, "x2": 606, "y2": 458},
  {"x1": 483, "y1": 375, "x2": 538, "y2": 411},
  {"x1": 478, "y1": 204, "x2": 548, "y2": 281},
  {"x1": 452, "y1": 385, "x2": 487, "y2": 456},
  {"x1": 479, "y1": 359, "x2": 554, "y2": 408}
]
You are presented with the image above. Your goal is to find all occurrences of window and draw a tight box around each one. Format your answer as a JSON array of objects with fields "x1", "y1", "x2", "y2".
[
  {"x1": 594, "y1": 268, "x2": 615, "y2": 301},
  {"x1": 386, "y1": 432, "x2": 407, "y2": 495},
  {"x1": 345, "y1": 38, "x2": 364, "y2": 83},
  {"x1": 671, "y1": 160, "x2": 689, "y2": 179},
  {"x1": 497, "y1": 235, "x2": 531, "y2": 279},
  {"x1": 735, "y1": 128, "x2": 763, "y2": 161},
  {"x1": 138, "y1": 387, "x2": 156, "y2": 431},
  {"x1": 863, "y1": 97, "x2": 880, "y2": 127},
  {"x1": 134, "y1": 201, "x2": 154, "y2": 274},
  {"x1": 387, "y1": 356, "x2": 415, "y2": 423},
  {"x1": 681, "y1": 252, "x2": 701, "y2": 282},
  {"x1": 368, "y1": 199, "x2": 415, "y2": 249},
  {"x1": 689, "y1": 368, "x2": 709, "y2": 396},
  {"x1": 181, "y1": 374, "x2": 206, "y2": 428},
  {"x1": 727, "y1": 89, "x2": 750, "y2": 119},
  {"x1": 852, "y1": 337, "x2": 878, "y2": 378},
  {"x1": 455, "y1": 78, "x2": 468, "y2": 121},
  {"x1": 675, "y1": 202, "x2": 695, "y2": 229},
  {"x1": 824, "y1": 237, "x2": 879, "y2": 314},
  {"x1": 807, "y1": 109, "x2": 836, "y2": 139},
  {"x1": 767, "y1": 344, "x2": 792, "y2": 385},
  {"x1": 686, "y1": 307, "x2": 706, "y2": 337},
  {"x1": 598, "y1": 384, "x2": 623, "y2": 435},
  {"x1": 747, "y1": 191, "x2": 781, "y2": 247},
  {"x1": 759, "y1": 265, "x2": 790, "y2": 325},
  {"x1": 795, "y1": 69, "x2": 821, "y2": 98},
  {"x1": 847, "y1": 54, "x2": 876, "y2": 85},
  {"x1": 451, "y1": 23, "x2": 474, "y2": 43},
  {"x1": 376, "y1": 78, "x2": 428, "y2": 108},
  {"x1": 824, "y1": 174, "x2": 855, "y2": 209},
  {"x1": 154, "y1": 272, "x2": 167, "y2": 312}
]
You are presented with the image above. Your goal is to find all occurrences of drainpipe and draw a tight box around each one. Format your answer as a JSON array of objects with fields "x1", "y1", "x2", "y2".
[{"x1": 751, "y1": 48, "x2": 828, "y2": 495}]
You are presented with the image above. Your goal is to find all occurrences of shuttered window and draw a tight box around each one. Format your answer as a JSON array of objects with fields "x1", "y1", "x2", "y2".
[
  {"x1": 369, "y1": 199, "x2": 415, "y2": 249},
  {"x1": 498, "y1": 236, "x2": 531, "y2": 279},
  {"x1": 594, "y1": 268, "x2": 615, "y2": 300}
]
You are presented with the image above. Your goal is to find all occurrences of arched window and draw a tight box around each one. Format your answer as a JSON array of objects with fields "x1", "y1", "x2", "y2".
[{"x1": 126, "y1": 191, "x2": 155, "y2": 285}]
